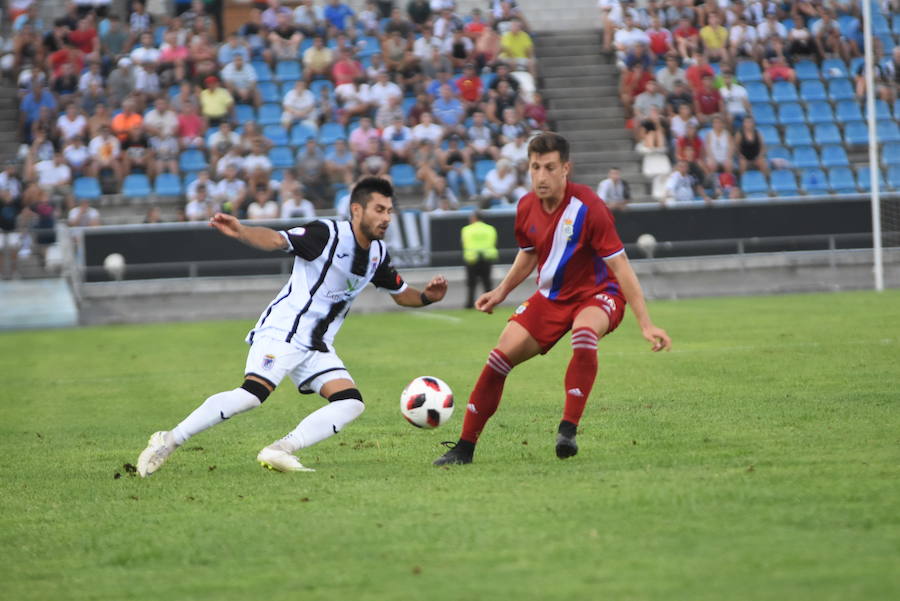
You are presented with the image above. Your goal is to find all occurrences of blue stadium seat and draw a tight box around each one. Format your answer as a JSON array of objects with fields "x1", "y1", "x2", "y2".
[
  {"x1": 828, "y1": 167, "x2": 856, "y2": 194},
  {"x1": 751, "y1": 102, "x2": 777, "y2": 126},
  {"x1": 867, "y1": 99, "x2": 892, "y2": 120},
  {"x1": 481, "y1": 72, "x2": 496, "y2": 90},
  {"x1": 872, "y1": 14, "x2": 891, "y2": 36},
  {"x1": 835, "y1": 100, "x2": 863, "y2": 124},
  {"x1": 792, "y1": 146, "x2": 820, "y2": 169},
  {"x1": 876, "y1": 120, "x2": 900, "y2": 143},
  {"x1": 784, "y1": 124, "x2": 813, "y2": 146},
  {"x1": 799, "y1": 80, "x2": 827, "y2": 102},
  {"x1": 857, "y1": 165, "x2": 887, "y2": 191},
  {"x1": 736, "y1": 61, "x2": 763, "y2": 83},
  {"x1": 794, "y1": 60, "x2": 820, "y2": 82},
  {"x1": 771, "y1": 170, "x2": 799, "y2": 195},
  {"x1": 280, "y1": 80, "x2": 299, "y2": 96},
  {"x1": 154, "y1": 173, "x2": 182, "y2": 196},
  {"x1": 741, "y1": 170, "x2": 768, "y2": 195},
  {"x1": 886, "y1": 165, "x2": 900, "y2": 189},
  {"x1": 882, "y1": 142, "x2": 900, "y2": 166},
  {"x1": 767, "y1": 145, "x2": 792, "y2": 167},
  {"x1": 389, "y1": 163, "x2": 417, "y2": 188},
  {"x1": 849, "y1": 56, "x2": 864, "y2": 77},
  {"x1": 122, "y1": 174, "x2": 152, "y2": 198},
  {"x1": 74, "y1": 177, "x2": 101, "y2": 200},
  {"x1": 333, "y1": 185, "x2": 349, "y2": 209},
  {"x1": 268, "y1": 146, "x2": 294, "y2": 169},
  {"x1": 290, "y1": 123, "x2": 317, "y2": 146},
  {"x1": 357, "y1": 35, "x2": 381, "y2": 57},
  {"x1": 820, "y1": 145, "x2": 849, "y2": 168},
  {"x1": 828, "y1": 78, "x2": 854, "y2": 101},
  {"x1": 234, "y1": 104, "x2": 255, "y2": 124},
  {"x1": 822, "y1": 58, "x2": 848, "y2": 79},
  {"x1": 892, "y1": 14, "x2": 900, "y2": 34},
  {"x1": 275, "y1": 60, "x2": 302, "y2": 81},
  {"x1": 844, "y1": 122, "x2": 869, "y2": 146},
  {"x1": 806, "y1": 101, "x2": 835, "y2": 125},
  {"x1": 258, "y1": 81, "x2": 279, "y2": 104},
  {"x1": 263, "y1": 124, "x2": 289, "y2": 146},
  {"x1": 258, "y1": 103, "x2": 282, "y2": 126},
  {"x1": 758, "y1": 125, "x2": 781, "y2": 146},
  {"x1": 251, "y1": 61, "x2": 273, "y2": 82},
  {"x1": 317, "y1": 122, "x2": 345, "y2": 145},
  {"x1": 813, "y1": 123, "x2": 842, "y2": 146},
  {"x1": 800, "y1": 168, "x2": 829, "y2": 194},
  {"x1": 771, "y1": 81, "x2": 799, "y2": 103},
  {"x1": 778, "y1": 103, "x2": 806, "y2": 126},
  {"x1": 475, "y1": 159, "x2": 496, "y2": 185},
  {"x1": 179, "y1": 149, "x2": 208, "y2": 172},
  {"x1": 310, "y1": 80, "x2": 334, "y2": 98},
  {"x1": 402, "y1": 96, "x2": 416, "y2": 117},
  {"x1": 746, "y1": 82, "x2": 770, "y2": 104}
]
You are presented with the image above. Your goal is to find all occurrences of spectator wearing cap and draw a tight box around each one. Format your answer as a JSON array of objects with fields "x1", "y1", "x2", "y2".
[
  {"x1": 199, "y1": 76, "x2": 234, "y2": 126},
  {"x1": 303, "y1": 36, "x2": 334, "y2": 82},
  {"x1": 221, "y1": 54, "x2": 261, "y2": 108},
  {"x1": 268, "y1": 11, "x2": 302, "y2": 61},
  {"x1": 381, "y1": 116, "x2": 414, "y2": 163},
  {"x1": 281, "y1": 80, "x2": 319, "y2": 132}
]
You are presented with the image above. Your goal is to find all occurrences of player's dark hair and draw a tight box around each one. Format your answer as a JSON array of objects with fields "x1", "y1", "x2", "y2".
[
  {"x1": 528, "y1": 132, "x2": 570, "y2": 163},
  {"x1": 350, "y1": 177, "x2": 394, "y2": 208}
]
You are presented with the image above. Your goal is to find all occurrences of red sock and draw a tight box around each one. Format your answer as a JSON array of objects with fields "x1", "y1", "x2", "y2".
[
  {"x1": 460, "y1": 349, "x2": 512, "y2": 444},
  {"x1": 563, "y1": 328, "x2": 599, "y2": 425}
]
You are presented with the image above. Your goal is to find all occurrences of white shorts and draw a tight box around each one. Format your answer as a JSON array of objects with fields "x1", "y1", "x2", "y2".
[{"x1": 244, "y1": 335, "x2": 353, "y2": 396}]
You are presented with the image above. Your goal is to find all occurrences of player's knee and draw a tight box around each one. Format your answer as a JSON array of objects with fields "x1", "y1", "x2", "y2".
[
  {"x1": 328, "y1": 387, "x2": 363, "y2": 404},
  {"x1": 327, "y1": 388, "x2": 365, "y2": 423},
  {"x1": 241, "y1": 379, "x2": 272, "y2": 403}
]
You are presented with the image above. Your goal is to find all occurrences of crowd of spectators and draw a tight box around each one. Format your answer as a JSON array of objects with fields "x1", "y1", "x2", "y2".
[
  {"x1": 598, "y1": 0, "x2": 900, "y2": 206},
  {"x1": 0, "y1": 0, "x2": 548, "y2": 277}
]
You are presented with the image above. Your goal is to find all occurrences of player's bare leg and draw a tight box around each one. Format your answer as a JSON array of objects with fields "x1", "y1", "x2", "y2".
[
  {"x1": 556, "y1": 307, "x2": 611, "y2": 459},
  {"x1": 434, "y1": 322, "x2": 541, "y2": 466}
]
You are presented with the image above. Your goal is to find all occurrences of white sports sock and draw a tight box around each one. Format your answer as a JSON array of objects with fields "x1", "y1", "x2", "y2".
[
  {"x1": 171, "y1": 388, "x2": 262, "y2": 446},
  {"x1": 275, "y1": 399, "x2": 365, "y2": 453}
]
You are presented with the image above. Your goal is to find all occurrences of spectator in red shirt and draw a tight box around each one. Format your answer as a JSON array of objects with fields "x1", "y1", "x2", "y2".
[
  {"x1": 676, "y1": 123, "x2": 705, "y2": 162},
  {"x1": 673, "y1": 17, "x2": 699, "y2": 60},
  {"x1": 331, "y1": 47, "x2": 364, "y2": 86},
  {"x1": 646, "y1": 16, "x2": 672, "y2": 60},
  {"x1": 67, "y1": 16, "x2": 99, "y2": 62},
  {"x1": 524, "y1": 92, "x2": 548, "y2": 131},
  {"x1": 693, "y1": 74, "x2": 722, "y2": 124},
  {"x1": 619, "y1": 63, "x2": 653, "y2": 120},
  {"x1": 763, "y1": 55, "x2": 797, "y2": 86},
  {"x1": 685, "y1": 54, "x2": 715, "y2": 91},
  {"x1": 48, "y1": 42, "x2": 84, "y2": 80},
  {"x1": 455, "y1": 63, "x2": 484, "y2": 111}
]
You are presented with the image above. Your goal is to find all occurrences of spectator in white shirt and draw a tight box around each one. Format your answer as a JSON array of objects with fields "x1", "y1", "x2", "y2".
[
  {"x1": 246, "y1": 185, "x2": 280, "y2": 220},
  {"x1": 664, "y1": 160, "x2": 698, "y2": 205},
  {"x1": 481, "y1": 158, "x2": 521, "y2": 205},
  {"x1": 63, "y1": 136, "x2": 92, "y2": 177},
  {"x1": 88, "y1": 125, "x2": 122, "y2": 185},
  {"x1": 56, "y1": 104, "x2": 87, "y2": 143},
  {"x1": 381, "y1": 116, "x2": 414, "y2": 163},
  {"x1": 729, "y1": 16, "x2": 760, "y2": 62},
  {"x1": 719, "y1": 70, "x2": 750, "y2": 128},
  {"x1": 77, "y1": 61, "x2": 103, "y2": 93},
  {"x1": 32, "y1": 152, "x2": 73, "y2": 207},
  {"x1": 212, "y1": 164, "x2": 248, "y2": 216},
  {"x1": 67, "y1": 199, "x2": 101, "y2": 227},
  {"x1": 130, "y1": 31, "x2": 161, "y2": 66},
  {"x1": 143, "y1": 97, "x2": 179, "y2": 138},
  {"x1": 221, "y1": 54, "x2": 260, "y2": 107},
  {"x1": 597, "y1": 167, "x2": 630, "y2": 211},
  {"x1": 281, "y1": 80, "x2": 318, "y2": 132},
  {"x1": 243, "y1": 140, "x2": 273, "y2": 190},
  {"x1": 185, "y1": 184, "x2": 218, "y2": 221},
  {"x1": 705, "y1": 115, "x2": 734, "y2": 174},
  {"x1": 368, "y1": 70, "x2": 403, "y2": 111},
  {"x1": 279, "y1": 182, "x2": 317, "y2": 220},
  {"x1": 411, "y1": 112, "x2": 445, "y2": 145}
]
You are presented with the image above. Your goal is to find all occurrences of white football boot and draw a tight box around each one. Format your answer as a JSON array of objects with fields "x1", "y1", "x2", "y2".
[
  {"x1": 137, "y1": 431, "x2": 176, "y2": 477},
  {"x1": 257, "y1": 446, "x2": 316, "y2": 472}
]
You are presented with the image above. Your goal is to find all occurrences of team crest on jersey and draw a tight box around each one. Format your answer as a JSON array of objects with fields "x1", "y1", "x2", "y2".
[
  {"x1": 262, "y1": 354, "x2": 276, "y2": 370},
  {"x1": 369, "y1": 256, "x2": 379, "y2": 275},
  {"x1": 515, "y1": 301, "x2": 529, "y2": 315},
  {"x1": 563, "y1": 219, "x2": 574, "y2": 240}
]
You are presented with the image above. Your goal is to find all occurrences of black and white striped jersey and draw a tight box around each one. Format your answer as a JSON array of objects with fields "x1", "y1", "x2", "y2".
[{"x1": 246, "y1": 219, "x2": 407, "y2": 352}]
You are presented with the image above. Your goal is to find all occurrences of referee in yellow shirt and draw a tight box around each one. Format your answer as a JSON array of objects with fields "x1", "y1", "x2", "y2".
[{"x1": 461, "y1": 210, "x2": 498, "y2": 309}]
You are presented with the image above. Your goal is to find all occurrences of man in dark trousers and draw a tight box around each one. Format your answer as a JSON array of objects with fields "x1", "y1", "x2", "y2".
[{"x1": 461, "y1": 210, "x2": 498, "y2": 309}]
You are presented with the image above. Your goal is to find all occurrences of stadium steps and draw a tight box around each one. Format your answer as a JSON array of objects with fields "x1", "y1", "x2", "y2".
[
  {"x1": 0, "y1": 86, "x2": 20, "y2": 163},
  {"x1": 515, "y1": 0, "x2": 603, "y2": 34},
  {"x1": 533, "y1": 30, "x2": 645, "y2": 195}
]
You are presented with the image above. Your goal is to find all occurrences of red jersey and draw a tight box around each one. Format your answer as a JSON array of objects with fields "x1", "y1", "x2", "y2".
[
  {"x1": 515, "y1": 181, "x2": 625, "y2": 302},
  {"x1": 695, "y1": 87, "x2": 721, "y2": 115}
]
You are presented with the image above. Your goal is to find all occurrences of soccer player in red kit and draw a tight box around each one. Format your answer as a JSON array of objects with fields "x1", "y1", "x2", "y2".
[{"x1": 434, "y1": 132, "x2": 671, "y2": 466}]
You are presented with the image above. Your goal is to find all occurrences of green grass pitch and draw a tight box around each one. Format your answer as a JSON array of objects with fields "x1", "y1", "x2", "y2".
[{"x1": 2, "y1": 290, "x2": 899, "y2": 601}]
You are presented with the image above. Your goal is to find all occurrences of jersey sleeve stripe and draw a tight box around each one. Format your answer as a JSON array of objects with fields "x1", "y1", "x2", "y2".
[
  {"x1": 603, "y1": 248, "x2": 625, "y2": 260},
  {"x1": 278, "y1": 230, "x2": 292, "y2": 252},
  {"x1": 387, "y1": 282, "x2": 408, "y2": 295}
]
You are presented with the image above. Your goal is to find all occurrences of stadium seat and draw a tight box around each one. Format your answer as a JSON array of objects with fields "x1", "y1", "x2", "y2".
[
  {"x1": 332, "y1": 185, "x2": 349, "y2": 209},
  {"x1": 262, "y1": 124, "x2": 289, "y2": 146},
  {"x1": 475, "y1": 159, "x2": 496, "y2": 185},
  {"x1": 872, "y1": 14, "x2": 891, "y2": 36},
  {"x1": 806, "y1": 101, "x2": 835, "y2": 125},
  {"x1": 275, "y1": 60, "x2": 302, "y2": 81},
  {"x1": 822, "y1": 58, "x2": 848, "y2": 79},
  {"x1": 257, "y1": 103, "x2": 281, "y2": 126},
  {"x1": 290, "y1": 123, "x2": 317, "y2": 145},
  {"x1": 269, "y1": 146, "x2": 294, "y2": 169},
  {"x1": 154, "y1": 173, "x2": 182, "y2": 196},
  {"x1": 849, "y1": 56, "x2": 864, "y2": 77},
  {"x1": 843, "y1": 121, "x2": 869, "y2": 146},
  {"x1": 402, "y1": 96, "x2": 416, "y2": 117},
  {"x1": 887, "y1": 166, "x2": 900, "y2": 189},
  {"x1": 481, "y1": 72, "x2": 496, "y2": 90},
  {"x1": 122, "y1": 174, "x2": 152, "y2": 198},
  {"x1": 778, "y1": 103, "x2": 806, "y2": 126},
  {"x1": 280, "y1": 81, "x2": 298, "y2": 96},
  {"x1": 857, "y1": 165, "x2": 887, "y2": 191},
  {"x1": 828, "y1": 167, "x2": 856, "y2": 194},
  {"x1": 389, "y1": 163, "x2": 417, "y2": 188},
  {"x1": 771, "y1": 81, "x2": 799, "y2": 103},
  {"x1": 893, "y1": 14, "x2": 900, "y2": 35},
  {"x1": 792, "y1": 146, "x2": 820, "y2": 169},
  {"x1": 800, "y1": 168, "x2": 829, "y2": 194},
  {"x1": 251, "y1": 61, "x2": 273, "y2": 82},
  {"x1": 794, "y1": 60, "x2": 820, "y2": 82},
  {"x1": 866, "y1": 99, "x2": 892, "y2": 120},
  {"x1": 736, "y1": 61, "x2": 763, "y2": 82},
  {"x1": 882, "y1": 142, "x2": 900, "y2": 166},
  {"x1": 827, "y1": 78, "x2": 854, "y2": 101},
  {"x1": 74, "y1": 177, "x2": 101, "y2": 200},
  {"x1": 310, "y1": 80, "x2": 334, "y2": 98},
  {"x1": 820, "y1": 145, "x2": 849, "y2": 168},
  {"x1": 751, "y1": 102, "x2": 777, "y2": 126},
  {"x1": 835, "y1": 100, "x2": 863, "y2": 124},
  {"x1": 771, "y1": 170, "x2": 799, "y2": 196},
  {"x1": 746, "y1": 82, "x2": 770, "y2": 104},
  {"x1": 741, "y1": 170, "x2": 768, "y2": 195},
  {"x1": 837, "y1": 15, "x2": 860, "y2": 39},
  {"x1": 258, "y1": 81, "x2": 279, "y2": 104},
  {"x1": 317, "y1": 122, "x2": 345, "y2": 145},
  {"x1": 179, "y1": 149, "x2": 208, "y2": 172},
  {"x1": 357, "y1": 35, "x2": 381, "y2": 57},
  {"x1": 799, "y1": 80, "x2": 827, "y2": 102},
  {"x1": 876, "y1": 120, "x2": 900, "y2": 143},
  {"x1": 758, "y1": 125, "x2": 781, "y2": 146},
  {"x1": 234, "y1": 104, "x2": 255, "y2": 124},
  {"x1": 813, "y1": 123, "x2": 842, "y2": 146},
  {"x1": 784, "y1": 124, "x2": 813, "y2": 147},
  {"x1": 767, "y1": 145, "x2": 792, "y2": 168}
]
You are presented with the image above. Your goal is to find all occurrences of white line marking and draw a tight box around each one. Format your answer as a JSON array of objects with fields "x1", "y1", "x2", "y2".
[{"x1": 410, "y1": 312, "x2": 463, "y2": 323}]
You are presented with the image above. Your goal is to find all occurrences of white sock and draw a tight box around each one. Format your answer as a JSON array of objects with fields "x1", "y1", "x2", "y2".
[
  {"x1": 274, "y1": 399, "x2": 365, "y2": 453},
  {"x1": 171, "y1": 388, "x2": 262, "y2": 446}
]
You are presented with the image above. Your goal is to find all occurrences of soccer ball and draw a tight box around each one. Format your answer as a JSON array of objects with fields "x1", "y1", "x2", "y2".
[
  {"x1": 400, "y1": 376, "x2": 454, "y2": 429},
  {"x1": 103, "y1": 253, "x2": 126, "y2": 280}
]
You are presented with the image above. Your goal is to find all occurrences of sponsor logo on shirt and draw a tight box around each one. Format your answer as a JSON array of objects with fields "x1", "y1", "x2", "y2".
[{"x1": 515, "y1": 301, "x2": 529, "y2": 315}]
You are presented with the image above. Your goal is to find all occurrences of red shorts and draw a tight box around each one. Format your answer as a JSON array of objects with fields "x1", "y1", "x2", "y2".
[{"x1": 508, "y1": 291, "x2": 626, "y2": 353}]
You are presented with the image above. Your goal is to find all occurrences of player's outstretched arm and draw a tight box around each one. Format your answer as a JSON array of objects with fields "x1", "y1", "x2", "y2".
[
  {"x1": 605, "y1": 253, "x2": 672, "y2": 352},
  {"x1": 475, "y1": 249, "x2": 537, "y2": 314},
  {"x1": 209, "y1": 213, "x2": 287, "y2": 252},
  {"x1": 392, "y1": 275, "x2": 448, "y2": 307}
]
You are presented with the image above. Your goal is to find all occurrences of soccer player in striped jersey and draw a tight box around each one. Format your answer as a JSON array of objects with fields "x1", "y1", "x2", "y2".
[
  {"x1": 137, "y1": 177, "x2": 448, "y2": 476},
  {"x1": 434, "y1": 133, "x2": 671, "y2": 466}
]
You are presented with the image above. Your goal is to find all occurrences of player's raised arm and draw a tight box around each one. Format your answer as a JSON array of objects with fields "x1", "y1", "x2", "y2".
[
  {"x1": 604, "y1": 252, "x2": 672, "y2": 352},
  {"x1": 475, "y1": 249, "x2": 538, "y2": 314},
  {"x1": 391, "y1": 275, "x2": 449, "y2": 307},
  {"x1": 209, "y1": 213, "x2": 287, "y2": 252}
]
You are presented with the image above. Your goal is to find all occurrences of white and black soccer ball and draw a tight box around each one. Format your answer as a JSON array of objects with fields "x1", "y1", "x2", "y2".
[{"x1": 400, "y1": 376, "x2": 454, "y2": 429}]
